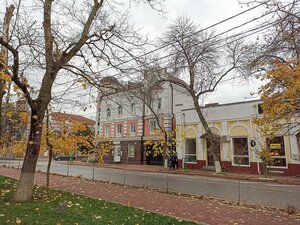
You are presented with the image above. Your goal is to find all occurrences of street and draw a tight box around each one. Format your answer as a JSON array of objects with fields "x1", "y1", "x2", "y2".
[{"x1": 1, "y1": 159, "x2": 300, "y2": 209}]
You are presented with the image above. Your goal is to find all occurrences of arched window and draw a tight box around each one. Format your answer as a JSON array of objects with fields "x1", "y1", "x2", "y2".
[
  {"x1": 131, "y1": 103, "x2": 135, "y2": 113},
  {"x1": 106, "y1": 108, "x2": 111, "y2": 117},
  {"x1": 118, "y1": 105, "x2": 123, "y2": 116}
]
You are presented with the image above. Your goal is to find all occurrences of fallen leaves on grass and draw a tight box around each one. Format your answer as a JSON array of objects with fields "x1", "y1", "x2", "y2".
[{"x1": 15, "y1": 217, "x2": 21, "y2": 224}]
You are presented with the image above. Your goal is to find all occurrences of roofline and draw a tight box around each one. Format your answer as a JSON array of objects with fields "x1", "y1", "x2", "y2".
[
  {"x1": 97, "y1": 80, "x2": 186, "y2": 99},
  {"x1": 181, "y1": 99, "x2": 261, "y2": 112}
]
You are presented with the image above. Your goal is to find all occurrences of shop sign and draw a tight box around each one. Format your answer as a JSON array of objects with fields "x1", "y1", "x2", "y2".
[{"x1": 270, "y1": 143, "x2": 281, "y2": 149}]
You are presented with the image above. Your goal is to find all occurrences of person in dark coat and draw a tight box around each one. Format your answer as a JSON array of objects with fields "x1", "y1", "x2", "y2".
[{"x1": 168, "y1": 152, "x2": 178, "y2": 170}]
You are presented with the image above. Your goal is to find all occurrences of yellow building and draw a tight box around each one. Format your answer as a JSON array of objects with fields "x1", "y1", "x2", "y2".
[{"x1": 175, "y1": 100, "x2": 300, "y2": 175}]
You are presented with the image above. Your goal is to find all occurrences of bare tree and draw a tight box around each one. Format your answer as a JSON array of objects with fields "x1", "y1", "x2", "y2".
[
  {"x1": 159, "y1": 16, "x2": 243, "y2": 173},
  {"x1": 0, "y1": 0, "x2": 163, "y2": 202},
  {"x1": 240, "y1": 0, "x2": 300, "y2": 67}
]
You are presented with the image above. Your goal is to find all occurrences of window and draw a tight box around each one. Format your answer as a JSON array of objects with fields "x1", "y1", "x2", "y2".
[
  {"x1": 131, "y1": 103, "x2": 135, "y2": 113},
  {"x1": 267, "y1": 136, "x2": 286, "y2": 167},
  {"x1": 297, "y1": 133, "x2": 300, "y2": 156},
  {"x1": 116, "y1": 124, "x2": 122, "y2": 135},
  {"x1": 128, "y1": 144, "x2": 135, "y2": 158},
  {"x1": 150, "y1": 120, "x2": 158, "y2": 133},
  {"x1": 107, "y1": 108, "x2": 111, "y2": 117},
  {"x1": 157, "y1": 98, "x2": 162, "y2": 109},
  {"x1": 233, "y1": 137, "x2": 249, "y2": 165},
  {"x1": 105, "y1": 126, "x2": 110, "y2": 137},
  {"x1": 118, "y1": 105, "x2": 123, "y2": 116},
  {"x1": 130, "y1": 122, "x2": 135, "y2": 133},
  {"x1": 185, "y1": 139, "x2": 196, "y2": 163},
  {"x1": 258, "y1": 104, "x2": 263, "y2": 114}
]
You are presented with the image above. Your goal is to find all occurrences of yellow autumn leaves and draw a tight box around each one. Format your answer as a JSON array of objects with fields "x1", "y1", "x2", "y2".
[
  {"x1": 145, "y1": 130, "x2": 177, "y2": 157},
  {"x1": 255, "y1": 61, "x2": 300, "y2": 137},
  {"x1": 45, "y1": 115, "x2": 114, "y2": 162}
]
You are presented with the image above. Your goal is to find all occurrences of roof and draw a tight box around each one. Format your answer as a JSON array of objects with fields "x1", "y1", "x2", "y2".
[
  {"x1": 51, "y1": 112, "x2": 96, "y2": 126},
  {"x1": 181, "y1": 99, "x2": 261, "y2": 112}
]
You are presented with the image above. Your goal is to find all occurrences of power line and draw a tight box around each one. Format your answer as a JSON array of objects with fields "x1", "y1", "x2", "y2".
[
  {"x1": 53, "y1": 13, "x2": 285, "y2": 101},
  {"x1": 51, "y1": 0, "x2": 291, "y2": 99},
  {"x1": 50, "y1": 0, "x2": 271, "y2": 93}
]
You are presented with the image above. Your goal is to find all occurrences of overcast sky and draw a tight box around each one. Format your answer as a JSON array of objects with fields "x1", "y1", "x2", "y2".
[
  {"x1": 72, "y1": 0, "x2": 267, "y2": 119},
  {"x1": 131, "y1": 0, "x2": 265, "y2": 102},
  {"x1": 2, "y1": 0, "x2": 267, "y2": 119}
]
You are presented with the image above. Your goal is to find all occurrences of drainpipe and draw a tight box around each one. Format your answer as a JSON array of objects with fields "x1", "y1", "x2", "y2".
[
  {"x1": 140, "y1": 92, "x2": 145, "y2": 165},
  {"x1": 170, "y1": 83, "x2": 174, "y2": 155},
  {"x1": 253, "y1": 104, "x2": 261, "y2": 174},
  {"x1": 181, "y1": 112, "x2": 186, "y2": 169}
]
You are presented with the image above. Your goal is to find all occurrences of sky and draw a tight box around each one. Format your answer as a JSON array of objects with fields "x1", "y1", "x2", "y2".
[
  {"x1": 129, "y1": 0, "x2": 265, "y2": 104},
  {"x1": 1, "y1": 0, "x2": 269, "y2": 120},
  {"x1": 74, "y1": 0, "x2": 266, "y2": 120}
]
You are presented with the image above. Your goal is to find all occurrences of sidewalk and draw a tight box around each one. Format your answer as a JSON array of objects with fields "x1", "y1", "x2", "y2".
[
  {"x1": 66, "y1": 160, "x2": 300, "y2": 185},
  {"x1": 1, "y1": 167, "x2": 299, "y2": 225}
]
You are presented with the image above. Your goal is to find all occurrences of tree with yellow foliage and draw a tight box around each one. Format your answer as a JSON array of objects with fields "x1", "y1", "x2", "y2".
[
  {"x1": 44, "y1": 112, "x2": 114, "y2": 187},
  {"x1": 0, "y1": 102, "x2": 29, "y2": 158},
  {"x1": 255, "y1": 61, "x2": 300, "y2": 136},
  {"x1": 144, "y1": 129, "x2": 177, "y2": 168}
]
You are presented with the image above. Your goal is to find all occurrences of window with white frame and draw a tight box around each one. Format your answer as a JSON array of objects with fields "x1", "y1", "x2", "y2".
[
  {"x1": 157, "y1": 98, "x2": 162, "y2": 109},
  {"x1": 116, "y1": 124, "x2": 122, "y2": 135},
  {"x1": 232, "y1": 137, "x2": 249, "y2": 165},
  {"x1": 297, "y1": 133, "x2": 300, "y2": 157},
  {"x1": 128, "y1": 144, "x2": 135, "y2": 158},
  {"x1": 118, "y1": 105, "x2": 123, "y2": 116},
  {"x1": 185, "y1": 139, "x2": 196, "y2": 163},
  {"x1": 150, "y1": 120, "x2": 158, "y2": 133},
  {"x1": 130, "y1": 122, "x2": 135, "y2": 133},
  {"x1": 267, "y1": 136, "x2": 286, "y2": 167},
  {"x1": 105, "y1": 126, "x2": 110, "y2": 137},
  {"x1": 106, "y1": 108, "x2": 111, "y2": 117}
]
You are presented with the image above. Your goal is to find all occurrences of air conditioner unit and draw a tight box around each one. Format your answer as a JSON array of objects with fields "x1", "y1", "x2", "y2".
[{"x1": 221, "y1": 135, "x2": 230, "y2": 142}]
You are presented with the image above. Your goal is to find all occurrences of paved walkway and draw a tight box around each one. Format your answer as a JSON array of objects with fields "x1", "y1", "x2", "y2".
[{"x1": 1, "y1": 167, "x2": 300, "y2": 225}]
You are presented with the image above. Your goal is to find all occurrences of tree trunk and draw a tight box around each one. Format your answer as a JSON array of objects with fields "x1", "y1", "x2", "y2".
[
  {"x1": 192, "y1": 95, "x2": 222, "y2": 173},
  {"x1": 0, "y1": 5, "x2": 15, "y2": 137},
  {"x1": 209, "y1": 138, "x2": 222, "y2": 173},
  {"x1": 46, "y1": 147, "x2": 53, "y2": 188},
  {"x1": 0, "y1": 91, "x2": 4, "y2": 136},
  {"x1": 46, "y1": 109, "x2": 53, "y2": 188},
  {"x1": 14, "y1": 107, "x2": 46, "y2": 202}
]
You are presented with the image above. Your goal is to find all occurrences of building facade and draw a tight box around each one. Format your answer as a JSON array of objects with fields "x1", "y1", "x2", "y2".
[
  {"x1": 95, "y1": 73, "x2": 193, "y2": 165},
  {"x1": 175, "y1": 100, "x2": 300, "y2": 175}
]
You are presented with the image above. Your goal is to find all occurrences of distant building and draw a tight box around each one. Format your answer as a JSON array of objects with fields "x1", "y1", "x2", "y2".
[
  {"x1": 43, "y1": 112, "x2": 96, "y2": 157},
  {"x1": 50, "y1": 112, "x2": 96, "y2": 131},
  {"x1": 175, "y1": 100, "x2": 300, "y2": 175}
]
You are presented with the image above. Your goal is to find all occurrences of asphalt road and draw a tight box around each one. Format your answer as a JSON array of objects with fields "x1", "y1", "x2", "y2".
[{"x1": 1, "y1": 159, "x2": 300, "y2": 209}]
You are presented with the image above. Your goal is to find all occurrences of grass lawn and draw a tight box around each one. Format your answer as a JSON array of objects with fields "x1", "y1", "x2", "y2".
[{"x1": 0, "y1": 176, "x2": 198, "y2": 225}]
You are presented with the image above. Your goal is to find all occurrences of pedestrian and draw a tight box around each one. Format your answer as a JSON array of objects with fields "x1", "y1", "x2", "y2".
[
  {"x1": 168, "y1": 152, "x2": 178, "y2": 170},
  {"x1": 168, "y1": 157, "x2": 174, "y2": 170},
  {"x1": 173, "y1": 152, "x2": 178, "y2": 169}
]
